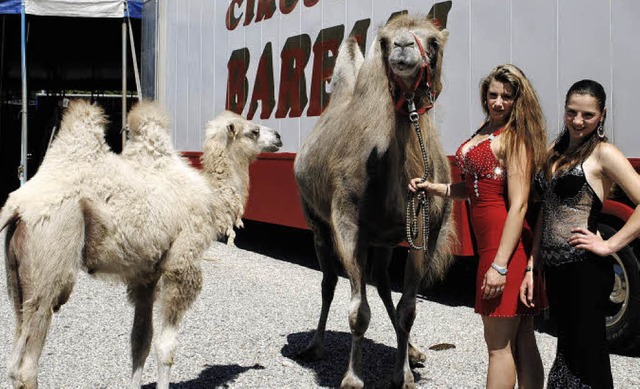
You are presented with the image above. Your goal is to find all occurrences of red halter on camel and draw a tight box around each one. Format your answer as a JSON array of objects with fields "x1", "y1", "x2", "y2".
[
  {"x1": 392, "y1": 33, "x2": 436, "y2": 250},
  {"x1": 389, "y1": 33, "x2": 435, "y2": 115}
]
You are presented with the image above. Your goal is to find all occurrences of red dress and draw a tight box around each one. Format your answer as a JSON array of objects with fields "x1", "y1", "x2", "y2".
[{"x1": 455, "y1": 128, "x2": 541, "y2": 317}]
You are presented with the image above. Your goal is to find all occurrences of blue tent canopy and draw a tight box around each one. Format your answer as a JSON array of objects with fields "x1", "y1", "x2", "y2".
[
  {"x1": 0, "y1": 0, "x2": 19, "y2": 14},
  {"x1": 0, "y1": 0, "x2": 142, "y2": 18}
]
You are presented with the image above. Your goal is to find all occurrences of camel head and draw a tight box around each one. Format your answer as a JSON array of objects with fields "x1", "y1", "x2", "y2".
[
  {"x1": 204, "y1": 111, "x2": 282, "y2": 160},
  {"x1": 380, "y1": 14, "x2": 449, "y2": 109}
]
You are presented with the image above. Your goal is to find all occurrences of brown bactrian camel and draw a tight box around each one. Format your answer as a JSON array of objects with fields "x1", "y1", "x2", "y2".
[
  {"x1": 0, "y1": 101, "x2": 281, "y2": 389},
  {"x1": 294, "y1": 14, "x2": 455, "y2": 388}
]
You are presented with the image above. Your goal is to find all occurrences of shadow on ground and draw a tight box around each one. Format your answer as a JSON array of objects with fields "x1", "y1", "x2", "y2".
[
  {"x1": 235, "y1": 220, "x2": 477, "y2": 308},
  {"x1": 236, "y1": 220, "x2": 640, "y2": 357},
  {"x1": 141, "y1": 363, "x2": 265, "y2": 388},
  {"x1": 281, "y1": 330, "x2": 427, "y2": 388}
]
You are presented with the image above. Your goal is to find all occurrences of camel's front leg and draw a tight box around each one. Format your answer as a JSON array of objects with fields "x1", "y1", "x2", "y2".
[
  {"x1": 128, "y1": 282, "x2": 157, "y2": 389},
  {"x1": 331, "y1": 205, "x2": 370, "y2": 389},
  {"x1": 342, "y1": 272, "x2": 370, "y2": 389},
  {"x1": 392, "y1": 250, "x2": 426, "y2": 388},
  {"x1": 226, "y1": 228, "x2": 237, "y2": 246},
  {"x1": 226, "y1": 216, "x2": 244, "y2": 246},
  {"x1": 155, "y1": 234, "x2": 204, "y2": 389}
]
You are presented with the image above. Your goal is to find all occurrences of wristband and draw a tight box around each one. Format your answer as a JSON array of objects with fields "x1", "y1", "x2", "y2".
[{"x1": 491, "y1": 262, "x2": 508, "y2": 276}]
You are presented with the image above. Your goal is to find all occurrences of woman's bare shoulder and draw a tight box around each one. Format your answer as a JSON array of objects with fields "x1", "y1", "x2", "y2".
[{"x1": 594, "y1": 142, "x2": 626, "y2": 163}]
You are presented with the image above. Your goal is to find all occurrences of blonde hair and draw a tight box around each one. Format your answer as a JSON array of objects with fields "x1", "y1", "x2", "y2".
[{"x1": 480, "y1": 64, "x2": 547, "y2": 178}]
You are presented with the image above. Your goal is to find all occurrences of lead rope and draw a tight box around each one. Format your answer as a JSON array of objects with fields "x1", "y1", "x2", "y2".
[{"x1": 405, "y1": 95, "x2": 431, "y2": 250}]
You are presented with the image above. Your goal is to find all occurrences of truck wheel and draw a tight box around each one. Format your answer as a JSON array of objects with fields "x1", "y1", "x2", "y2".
[{"x1": 599, "y1": 223, "x2": 640, "y2": 352}]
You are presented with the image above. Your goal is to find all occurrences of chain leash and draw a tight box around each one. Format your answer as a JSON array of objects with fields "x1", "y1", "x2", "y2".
[{"x1": 405, "y1": 96, "x2": 431, "y2": 251}]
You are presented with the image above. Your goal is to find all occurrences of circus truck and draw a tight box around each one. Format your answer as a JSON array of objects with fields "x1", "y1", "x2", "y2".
[{"x1": 146, "y1": 0, "x2": 640, "y2": 350}]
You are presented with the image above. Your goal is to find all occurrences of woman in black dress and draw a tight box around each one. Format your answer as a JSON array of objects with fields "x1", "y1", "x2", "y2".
[{"x1": 520, "y1": 79, "x2": 640, "y2": 388}]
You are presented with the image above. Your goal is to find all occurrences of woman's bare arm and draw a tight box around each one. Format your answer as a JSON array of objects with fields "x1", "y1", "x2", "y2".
[{"x1": 569, "y1": 143, "x2": 640, "y2": 255}]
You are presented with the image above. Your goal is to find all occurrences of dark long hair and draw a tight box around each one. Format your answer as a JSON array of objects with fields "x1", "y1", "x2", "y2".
[{"x1": 543, "y1": 79, "x2": 607, "y2": 177}]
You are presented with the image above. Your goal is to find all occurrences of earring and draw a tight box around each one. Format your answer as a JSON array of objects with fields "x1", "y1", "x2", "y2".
[{"x1": 597, "y1": 122, "x2": 605, "y2": 138}]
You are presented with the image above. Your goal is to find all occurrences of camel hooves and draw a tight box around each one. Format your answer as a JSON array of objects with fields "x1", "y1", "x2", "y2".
[
  {"x1": 409, "y1": 348, "x2": 427, "y2": 366},
  {"x1": 340, "y1": 375, "x2": 364, "y2": 389},
  {"x1": 391, "y1": 373, "x2": 416, "y2": 389},
  {"x1": 11, "y1": 379, "x2": 37, "y2": 389}
]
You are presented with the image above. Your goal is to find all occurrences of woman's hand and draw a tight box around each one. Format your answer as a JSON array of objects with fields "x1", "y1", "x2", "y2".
[
  {"x1": 408, "y1": 178, "x2": 431, "y2": 192},
  {"x1": 519, "y1": 272, "x2": 535, "y2": 308},
  {"x1": 481, "y1": 266, "x2": 506, "y2": 299},
  {"x1": 408, "y1": 178, "x2": 449, "y2": 197},
  {"x1": 568, "y1": 227, "x2": 613, "y2": 257}
]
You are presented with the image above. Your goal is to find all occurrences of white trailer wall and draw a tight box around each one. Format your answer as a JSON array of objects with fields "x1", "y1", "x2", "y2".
[{"x1": 156, "y1": 0, "x2": 640, "y2": 157}]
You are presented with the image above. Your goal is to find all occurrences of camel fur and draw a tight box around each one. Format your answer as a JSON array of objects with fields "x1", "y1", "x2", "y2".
[
  {"x1": 294, "y1": 14, "x2": 455, "y2": 388},
  {"x1": 0, "y1": 100, "x2": 281, "y2": 389},
  {"x1": 200, "y1": 111, "x2": 282, "y2": 245}
]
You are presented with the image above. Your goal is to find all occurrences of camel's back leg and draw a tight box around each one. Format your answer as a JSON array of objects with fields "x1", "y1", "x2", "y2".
[
  {"x1": 155, "y1": 230, "x2": 205, "y2": 389},
  {"x1": 371, "y1": 247, "x2": 394, "y2": 321},
  {"x1": 391, "y1": 248, "x2": 426, "y2": 387},
  {"x1": 297, "y1": 200, "x2": 340, "y2": 362},
  {"x1": 5, "y1": 218, "x2": 24, "y2": 337},
  {"x1": 79, "y1": 198, "x2": 157, "y2": 388},
  {"x1": 371, "y1": 247, "x2": 427, "y2": 367},
  {"x1": 7, "y1": 208, "x2": 82, "y2": 388},
  {"x1": 128, "y1": 281, "x2": 158, "y2": 389},
  {"x1": 330, "y1": 201, "x2": 370, "y2": 389}
]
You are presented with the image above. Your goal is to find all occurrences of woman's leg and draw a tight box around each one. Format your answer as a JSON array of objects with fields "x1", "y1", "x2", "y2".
[
  {"x1": 482, "y1": 316, "x2": 521, "y2": 389},
  {"x1": 514, "y1": 316, "x2": 543, "y2": 389},
  {"x1": 546, "y1": 260, "x2": 614, "y2": 389},
  {"x1": 571, "y1": 259, "x2": 614, "y2": 388}
]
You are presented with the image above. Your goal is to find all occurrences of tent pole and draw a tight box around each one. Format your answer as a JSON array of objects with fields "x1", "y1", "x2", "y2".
[
  {"x1": 121, "y1": 16, "x2": 127, "y2": 149},
  {"x1": 19, "y1": 0, "x2": 27, "y2": 185},
  {"x1": 125, "y1": 1, "x2": 142, "y2": 99}
]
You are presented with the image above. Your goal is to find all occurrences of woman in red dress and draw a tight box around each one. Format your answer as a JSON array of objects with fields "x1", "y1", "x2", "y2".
[{"x1": 410, "y1": 64, "x2": 547, "y2": 388}]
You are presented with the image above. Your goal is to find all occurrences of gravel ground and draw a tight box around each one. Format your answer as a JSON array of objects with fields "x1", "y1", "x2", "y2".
[{"x1": 0, "y1": 226, "x2": 638, "y2": 388}]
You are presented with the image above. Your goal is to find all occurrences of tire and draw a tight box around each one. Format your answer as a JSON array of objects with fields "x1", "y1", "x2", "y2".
[{"x1": 598, "y1": 223, "x2": 640, "y2": 352}]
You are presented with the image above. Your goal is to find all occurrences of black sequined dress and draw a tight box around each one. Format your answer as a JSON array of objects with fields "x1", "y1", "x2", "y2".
[{"x1": 538, "y1": 163, "x2": 614, "y2": 389}]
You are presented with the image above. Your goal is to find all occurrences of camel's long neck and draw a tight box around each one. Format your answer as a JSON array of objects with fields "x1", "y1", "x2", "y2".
[
  {"x1": 230, "y1": 149, "x2": 253, "y2": 201},
  {"x1": 201, "y1": 144, "x2": 233, "y2": 188},
  {"x1": 386, "y1": 74, "x2": 436, "y2": 182},
  {"x1": 201, "y1": 143, "x2": 249, "y2": 220},
  {"x1": 340, "y1": 43, "x2": 438, "y2": 212},
  {"x1": 354, "y1": 58, "x2": 430, "y2": 181},
  {"x1": 402, "y1": 113, "x2": 433, "y2": 180}
]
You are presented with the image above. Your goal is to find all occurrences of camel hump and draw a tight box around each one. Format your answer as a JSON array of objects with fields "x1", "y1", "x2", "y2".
[
  {"x1": 328, "y1": 37, "x2": 364, "y2": 104},
  {"x1": 58, "y1": 99, "x2": 108, "y2": 137},
  {"x1": 127, "y1": 100, "x2": 170, "y2": 137}
]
